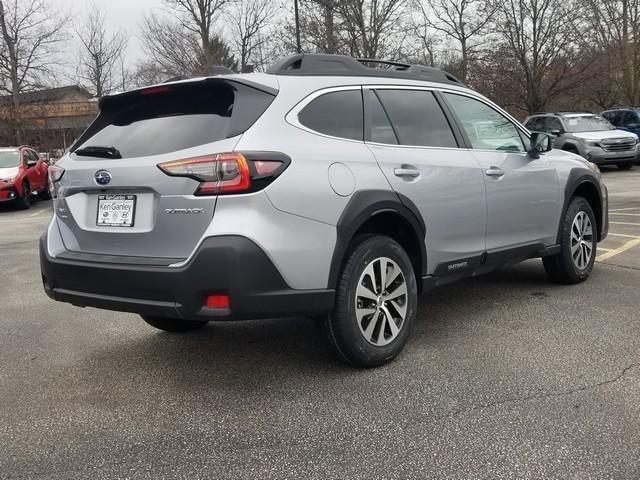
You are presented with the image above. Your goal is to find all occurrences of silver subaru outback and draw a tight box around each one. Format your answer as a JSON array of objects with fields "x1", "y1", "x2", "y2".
[{"x1": 40, "y1": 54, "x2": 608, "y2": 367}]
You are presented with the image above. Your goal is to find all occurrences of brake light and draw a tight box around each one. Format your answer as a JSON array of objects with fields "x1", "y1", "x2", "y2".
[
  {"x1": 140, "y1": 86, "x2": 172, "y2": 96},
  {"x1": 157, "y1": 152, "x2": 290, "y2": 196}
]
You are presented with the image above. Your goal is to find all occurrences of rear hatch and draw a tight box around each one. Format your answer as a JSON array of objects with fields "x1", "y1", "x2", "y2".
[{"x1": 54, "y1": 77, "x2": 276, "y2": 261}]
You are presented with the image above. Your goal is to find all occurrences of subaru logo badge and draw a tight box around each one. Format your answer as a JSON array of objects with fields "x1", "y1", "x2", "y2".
[{"x1": 94, "y1": 170, "x2": 112, "y2": 186}]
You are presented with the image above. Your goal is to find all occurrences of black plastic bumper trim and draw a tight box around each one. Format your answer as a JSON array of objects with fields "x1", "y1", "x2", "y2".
[{"x1": 41, "y1": 234, "x2": 335, "y2": 321}]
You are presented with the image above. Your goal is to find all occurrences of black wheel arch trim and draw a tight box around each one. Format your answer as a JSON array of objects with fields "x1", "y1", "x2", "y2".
[
  {"x1": 558, "y1": 169, "x2": 607, "y2": 243},
  {"x1": 328, "y1": 189, "x2": 427, "y2": 289}
]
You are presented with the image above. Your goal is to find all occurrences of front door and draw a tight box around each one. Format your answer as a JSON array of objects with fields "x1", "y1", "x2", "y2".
[
  {"x1": 364, "y1": 88, "x2": 487, "y2": 274},
  {"x1": 442, "y1": 92, "x2": 562, "y2": 251}
]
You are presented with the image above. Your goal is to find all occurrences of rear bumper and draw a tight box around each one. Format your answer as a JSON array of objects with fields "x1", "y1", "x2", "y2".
[{"x1": 40, "y1": 234, "x2": 335, "y2": 321}]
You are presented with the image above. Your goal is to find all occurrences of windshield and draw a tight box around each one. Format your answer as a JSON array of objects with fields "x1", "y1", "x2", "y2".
[
  {"x1": 564, "y1": 115, "x2": 614, "y2": 133},
  {"x1": 0, "y1": 150, "x2": 19, "y2": 168}
]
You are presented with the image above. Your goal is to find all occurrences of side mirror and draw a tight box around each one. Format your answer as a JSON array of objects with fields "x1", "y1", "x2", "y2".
[
  {"x1": 626, "y1": 122, "x2": 640, "y2": 129},
  {"x1": 528, "y1": 131, "x2": 553, "y2": 158},
  {"x1": 26, "y1": 159, "x2": 37, "y2": 167}
]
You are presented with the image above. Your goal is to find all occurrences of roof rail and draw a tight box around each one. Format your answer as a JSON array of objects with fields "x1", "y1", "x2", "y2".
[{"x1": 267, "y1": 53, "x2": 465, "y2": 86}]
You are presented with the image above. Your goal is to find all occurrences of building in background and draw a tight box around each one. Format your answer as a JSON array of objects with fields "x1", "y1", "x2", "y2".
[{"x1": 0, "y1": 86, "x2": 97, "y2": 156}]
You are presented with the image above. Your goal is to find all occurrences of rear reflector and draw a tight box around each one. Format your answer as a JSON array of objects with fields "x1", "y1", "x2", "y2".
[
  {"x1": 206, "y1": 294, "x2": 230, "y2": 309},
  {"x1": 157, "y1": 151, "x2": 290, "y2": 196}
]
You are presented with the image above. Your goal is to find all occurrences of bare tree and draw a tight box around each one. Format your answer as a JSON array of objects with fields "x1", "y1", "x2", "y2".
[
  {"x1": 0, "y1": 0, "x2": 66, "y2": 144},
  {"x1": 227, "y1": 0, "x2": 280, "y2": 72},
  {"x1": 75, "y1": 5, "x2": 128, "y2": 97},
  {"x1": 490, "y1": 0, "x2": 588, "y2": 114},
  {"x1": 585, "y1": 0, "x2": 640, "y2": 105},
  {"x1": 142, "y1": 0, "x2": 236, "y2": 77},
  {"x1": 334, "y1": 0, "x2": 410, "y2": 59},
  {"x1": 413, "y1": 0, "x2": 495, "y2": 82}
]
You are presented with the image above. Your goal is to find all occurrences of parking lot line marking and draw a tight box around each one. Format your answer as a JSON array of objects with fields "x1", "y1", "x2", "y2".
[
  {"x1": 598, "y1": 247, "x2": 613, "y2": 252},
  {"x1": 29, "y1": 209, "x2": 49, "y2": 218},
  {"x1": 609, "y1": 207, "x2": 640, "y2": 212},
  {"x1": 610, "y1": 213, "x2": 640, "y2": 217},
  {"x1": 596, "y1": 238, "x2": 640, "y2": 262},
  {"x1": 610, "y1": 221, "x2": 640, "y2": 226},
  {"x1": 609, "y1": 233, "x2": 640, "y2": 239}
]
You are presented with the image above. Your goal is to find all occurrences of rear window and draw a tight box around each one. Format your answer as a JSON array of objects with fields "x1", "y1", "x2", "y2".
[
  {"x1": 72, "y1": 80, "x2": 275, "y2": 159},
  {"x1": 298, "y1": 90, "x2": 364, "y2": 141}
]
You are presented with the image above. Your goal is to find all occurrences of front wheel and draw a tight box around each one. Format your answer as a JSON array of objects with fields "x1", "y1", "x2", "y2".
[
  {"x1": 141, "y1": 315, "x2": 208, "y2": 332},
  {"x1": 322, "y1": 235, "x2": 418, "y2": 368},
  {"x1": 17, "y1": 181, "x2": 31, "y2": 210},
  {"x1": 617, "y1": 161, "x2": 633, "y2": 171},
  {"x1": 543, "y1": 197, "x2": 597, "y2": 284}
]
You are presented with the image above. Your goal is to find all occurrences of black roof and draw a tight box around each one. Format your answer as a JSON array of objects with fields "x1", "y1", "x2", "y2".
[{"x1": 267, "y1": 54, "x2": 465, "y2": 86}]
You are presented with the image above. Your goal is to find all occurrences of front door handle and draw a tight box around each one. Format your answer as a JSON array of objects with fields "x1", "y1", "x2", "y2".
[
  {"x1": 394, "y1": 167, "x2": 420, "y2": 178},
  {"x1": 485, "y1": 166, "x2": 505, "y2": 178}
]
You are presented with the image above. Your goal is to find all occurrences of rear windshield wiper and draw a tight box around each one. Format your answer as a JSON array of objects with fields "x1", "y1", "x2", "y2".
[{"x1": 74, "y1": 145, "x2": 122, "y2": 159}]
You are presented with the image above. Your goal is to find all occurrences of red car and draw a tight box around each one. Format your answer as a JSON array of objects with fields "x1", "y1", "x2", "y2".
[{"x1": 0, "y1": 146, "x2": 50, "y2": 209}]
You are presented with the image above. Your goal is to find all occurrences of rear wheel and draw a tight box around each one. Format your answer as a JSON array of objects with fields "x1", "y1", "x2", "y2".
[
  {"x1": 322, "y1": 235, "x2": 418, "y2": 367},
  {"x1": 543, "y1": 197, "x2": 597, "y2": 284},
  {"x1": 617, "y1": 161, "x2": 633, "y2": 170},
  {"x1": 17, "y1": 181, "x2": 31, "y2": 210},
  {"x1": 141, "y1": 315, "x2": 208, "y2": 332}
]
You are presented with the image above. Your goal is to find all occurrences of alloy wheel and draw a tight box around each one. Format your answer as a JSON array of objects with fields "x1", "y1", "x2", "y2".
[
  {"x1": 355, "y1": 256, "x2": 408, "y2": 346},
  {"x1": 570, "y1": 211, "x2": 593, "y2": 270}
]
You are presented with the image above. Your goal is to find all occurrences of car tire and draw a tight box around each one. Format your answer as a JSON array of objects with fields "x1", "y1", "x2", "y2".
[
  {"x1": 141, "y1": 315, "x2": 208, "y2": 332},
  {"x1": 543, "y1": 197, "x2": 597, "y2": 284},
  {"x1": 40, "y1": 185, "x2": 51, "y2": 200},
  {"x1": 322, "y1": 235, "x2": 418, "y2": 368},
  {"x1": 17, "y1": 181, "x2": 31, "y2": 210},
  {"x1": 617, "y1": 161, "x2": 633, "y2": 170}
]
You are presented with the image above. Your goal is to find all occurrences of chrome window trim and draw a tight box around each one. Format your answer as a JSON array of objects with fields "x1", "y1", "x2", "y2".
[{"x1": 286, "y1": 83, "x2": 533, "y2": 153}]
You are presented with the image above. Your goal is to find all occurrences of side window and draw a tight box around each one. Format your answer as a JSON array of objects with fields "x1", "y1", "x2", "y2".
[
  {"x1": 602, "y1": 112, "x2": 615, "y2": 125},
  {"x1": 444, "y1": 93, "x2": 525, "y2": 152},
  {"x1": 374, "y1": 89, "x2": 457, "y2": 148},
  {"x1": 621, "y1": 111, "x2": 637, "y2": 126},
  {"x1": 298, "y1": 89, "x2": 363, "y2": 141},
  {"x1": 547, "y1": 118, "x2": 563, "y2": 133},
  {"x1": 608, "y1": 111, "x2": 621, "y2": 126},
  {"x1": 365, "y1": 90, "x2": 398, "y2": 145},
  {"x1": 23, "y1": 150, "x2": 36, "y2": 165},
  {"x1": 528, "y1": 117, "x2": 547, "y2": 132}
]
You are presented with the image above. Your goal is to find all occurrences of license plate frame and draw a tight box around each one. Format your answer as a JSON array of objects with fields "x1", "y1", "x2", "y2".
[{"x1": 96, "y1": 194, "x2": 137, "y2": 228}]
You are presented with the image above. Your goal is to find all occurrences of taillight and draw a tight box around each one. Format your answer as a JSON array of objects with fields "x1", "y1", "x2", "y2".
[
  {"x1": 157, "y1": 152, "x2": 290, "y2": 196},
  {"x1": 48, "y1": 165, "x2": 65, "y2": 198}
]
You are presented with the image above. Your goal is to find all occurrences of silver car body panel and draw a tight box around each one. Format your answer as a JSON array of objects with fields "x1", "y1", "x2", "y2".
[{"x1": 46, "y1": 71, "x2": 605, "y2": 293}]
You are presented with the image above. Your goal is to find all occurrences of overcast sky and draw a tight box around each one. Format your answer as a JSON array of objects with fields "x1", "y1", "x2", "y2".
[{"x1": 52, "y1": 0, "x2": 165, "y2": 66}]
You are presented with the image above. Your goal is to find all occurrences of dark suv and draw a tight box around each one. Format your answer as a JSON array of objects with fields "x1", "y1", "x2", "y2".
[{"x1": 601, "y1": 108, "x2": 640, "y2": 143}]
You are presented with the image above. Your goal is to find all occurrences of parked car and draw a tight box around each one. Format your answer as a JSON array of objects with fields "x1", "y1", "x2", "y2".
[
  {"x1": 523, "y1": 112, "x2": 638, "y2": 170},
  {"x1": 601, "y1": 108, "x2": 640, "y2": 142},
  {"x1": 40, "y1": 54, "x2": 608, "y2": 367},
  {"x1": 0, "y1": 146, "x2": 50, "y2": 209}
]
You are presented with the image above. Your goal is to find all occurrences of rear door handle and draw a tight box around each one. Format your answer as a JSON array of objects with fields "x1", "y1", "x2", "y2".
[
  {"x1": 485, "y1": 166, "x2": 505, "y2": 177},
  {"x1": 394, "y1": 167, "x2": 420, "y2": 178}
]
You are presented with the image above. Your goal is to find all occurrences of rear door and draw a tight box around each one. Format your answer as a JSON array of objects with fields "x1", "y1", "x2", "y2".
[
  {"x1": 55, "y1": 79, "x2": 275, "y2": 260},
  {"x1": 442, "y1": 92, "x2": 562, "y2": 250},
  {"x1": 364, "y1": 87, "x2": 487, "y2": 272}
]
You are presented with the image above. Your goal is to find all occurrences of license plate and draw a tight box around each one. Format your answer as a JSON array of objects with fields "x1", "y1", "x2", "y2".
[{"x1": 96, "y1": 194, "x2": 136, "y2": 227}]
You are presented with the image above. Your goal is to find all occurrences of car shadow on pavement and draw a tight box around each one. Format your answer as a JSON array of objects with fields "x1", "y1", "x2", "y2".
[{"x1": 75, "y1": 260, "x2": 558, "y2": 391}]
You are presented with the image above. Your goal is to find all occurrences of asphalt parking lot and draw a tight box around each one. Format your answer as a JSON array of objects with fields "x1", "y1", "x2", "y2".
[{"x1": 1, "y1": 168, "x2": 639, "y2": 480}]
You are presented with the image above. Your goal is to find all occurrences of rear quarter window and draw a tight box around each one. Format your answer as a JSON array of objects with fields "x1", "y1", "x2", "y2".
[
  {"x1": 72, "y1": 80, "x2": 275, "y2": 159},
  {"x1": 298, "y1": 89, "x2": 364, "y2": 141}
]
